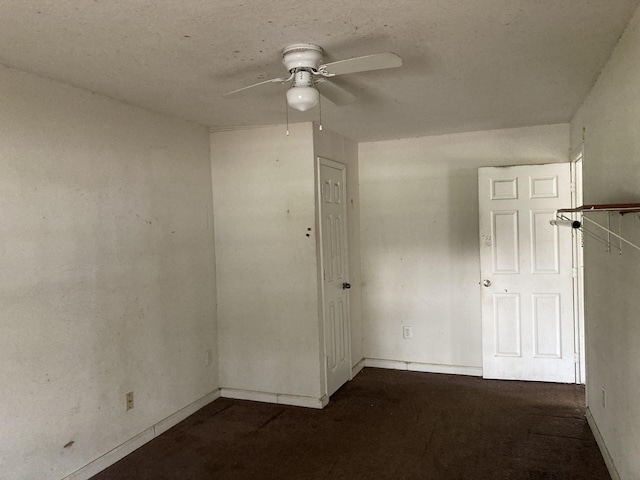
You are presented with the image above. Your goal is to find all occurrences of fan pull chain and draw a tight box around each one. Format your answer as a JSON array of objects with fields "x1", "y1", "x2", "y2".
[
  {"x1": 318, "y1": 92, "x2": 323, "y2": 131},
  {"x1": 285, "y1": 96, "x2": 290, "y2": 136}
]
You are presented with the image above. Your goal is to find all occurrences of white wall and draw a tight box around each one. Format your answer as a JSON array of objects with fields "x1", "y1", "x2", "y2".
[
  {"x1": 312, "y1": 125, "x2": 364, "y2": 371},
  {"x1": 358, "y1": 124, "x2": 569, "y2": 373},
  {"x1": 0, "y1": 65, "x2": 218, "y2": 480},
  {"x1": 570, "y1": 5, "x2": 640, "y2": 479},
  {"x1": 211, "y1": 124, "x2": 325, "y2": 404},
  {"x1": 211, "y1": 123, "x2": 361, "y2": 406}
]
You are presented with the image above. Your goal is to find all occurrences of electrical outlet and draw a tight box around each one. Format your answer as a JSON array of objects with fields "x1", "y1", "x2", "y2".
[
  {"x1": 126, "y1": 391, "x2": 134, "y2": 411},
  {"x1": 205, "y1": 349, "x2": 213, "y2": 366},
  {"x1": 601, "y1": 387, "x2": 606, "y2": 409},
  {"x1": 403, "y1": 326, "x2": 413, "y2": 339}
]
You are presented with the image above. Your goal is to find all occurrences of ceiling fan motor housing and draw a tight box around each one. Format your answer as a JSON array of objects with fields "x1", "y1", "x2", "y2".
[
  {"x1": 292, "y1": 70, "x2": 313, "y2": 86},
  {"x1": 282, "y1": 44, "x2": 324, "y2": 72}
]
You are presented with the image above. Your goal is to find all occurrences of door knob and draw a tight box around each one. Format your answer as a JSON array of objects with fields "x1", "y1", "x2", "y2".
[
  {"x1": 342, "y1": 283, "x2": 351, "y2": 289},
  {"x1": 482, "y1": 279, "x2": 491, "y2": 287}
]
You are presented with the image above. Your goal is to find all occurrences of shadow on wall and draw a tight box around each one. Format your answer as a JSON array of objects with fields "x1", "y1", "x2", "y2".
[{"x1": 446, "y1": 167, "x2": 483, "y2": 365}]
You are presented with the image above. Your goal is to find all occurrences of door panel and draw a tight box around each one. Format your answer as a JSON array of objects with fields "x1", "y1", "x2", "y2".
[
  {"x1": 532, "y1": 293, "x2": 561, "y2": 358},
  {"x1": 479, "y1": 164, "x2": 575, "y2": 382},
  {"x1": 531, "y1": 210, "x2": 559, "y2": 273},
  {"x1": 319, "y1": 158, "x2": 350, "y2": 396},
  {"x1": 492, "y1": 211, "x2": 520, "y2": 273},
  {"x1": 494, "y1": 293, "x2": 521, "y2": 356}
]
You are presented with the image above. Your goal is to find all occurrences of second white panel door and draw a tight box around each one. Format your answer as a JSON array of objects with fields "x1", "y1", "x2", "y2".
[{"x1": 478, "y1": 164, "x2": 575, "y2": 383}]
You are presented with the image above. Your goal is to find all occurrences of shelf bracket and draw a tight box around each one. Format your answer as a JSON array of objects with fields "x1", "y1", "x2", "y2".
[
  {"x1": 551, "y1": 204, "x2": 640, "y2": 253},
  {"x1": 580, "y1": 215, "x2": 640, "y2": 252}
]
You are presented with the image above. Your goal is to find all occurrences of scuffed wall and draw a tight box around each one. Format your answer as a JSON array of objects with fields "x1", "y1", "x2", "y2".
[
  {"x1": 0, "y1": 65, "x2": 217, "y2": 480},
  {"x1": 570, "y1": 5, "x2": 640, "y2": 479},
  {"x1": 211, "y1": 124, "x2": 324, "y2": 402},
  {"x1": 358, "y1": 124, "x2": 569, "y2": 372}
]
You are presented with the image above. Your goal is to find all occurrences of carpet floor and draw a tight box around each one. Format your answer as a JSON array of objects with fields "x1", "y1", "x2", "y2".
[{"x1": 92, "y1": 368, "x2": 610, "y2": 479}]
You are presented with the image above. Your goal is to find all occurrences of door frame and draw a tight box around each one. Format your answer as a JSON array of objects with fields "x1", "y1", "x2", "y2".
[
  {"x1": 316, "y1": 156, "x2": 352, "y2": 398},
  {"x1": 571, "y1": 149, "x2": 586, "y2": 384}
]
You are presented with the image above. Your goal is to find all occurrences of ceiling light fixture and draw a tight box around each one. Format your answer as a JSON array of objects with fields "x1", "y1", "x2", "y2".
[{"x1": 286, "y1": 70, "x2": 319, "y2": 112}]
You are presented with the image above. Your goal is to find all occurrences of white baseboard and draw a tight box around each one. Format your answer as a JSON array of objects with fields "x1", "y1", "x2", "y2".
[
  {"x1": 63, "y1": 389, "x2": 221, "y2": 480},
  {"x1": 220, "y1": 388, "x2": 327, "y2": 409},
  {"x1": 364, "y1": 358, "x2": 483, "y2": 377},
  {"x1": 586, "y1": 407, "x2": 620, "y2": 480},
  {"x1": 351, "y1": 358, "x2": 365, "y2": 378}
]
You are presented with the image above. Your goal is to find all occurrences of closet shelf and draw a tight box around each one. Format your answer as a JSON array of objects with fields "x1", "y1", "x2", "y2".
[
  {"x1": 556, "y1": 203, "x2": 640, "y2": 215},
  {"x1": 552, "y1": 204, "x2": 640, "y2": 253}
]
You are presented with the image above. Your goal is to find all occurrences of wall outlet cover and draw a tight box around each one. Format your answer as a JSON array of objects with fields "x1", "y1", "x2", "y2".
[{"x1": 403, "y1": 326, "x2": 413, "y2": 339}]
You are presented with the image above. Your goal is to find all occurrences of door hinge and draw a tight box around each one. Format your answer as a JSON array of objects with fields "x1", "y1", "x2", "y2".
[
  {"x1": 574, "y1": 353, "x2": 580, "y2": 364},
  {"x1": 572, "y1": 268, "x2": 578, "y2": 278}
]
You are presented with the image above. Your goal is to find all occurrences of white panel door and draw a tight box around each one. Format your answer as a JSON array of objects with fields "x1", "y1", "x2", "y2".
[
  {"x1": 479, "y1": 164, "x2": 575, "y2": 382},
  {"x1": 319, "y1": 158, "x2": 351, "y2": 396}
]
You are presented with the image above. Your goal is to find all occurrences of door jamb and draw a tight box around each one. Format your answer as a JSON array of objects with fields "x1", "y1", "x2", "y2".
[{"x1": 571, "y1": 149, "x2": 586, "y2": 384}]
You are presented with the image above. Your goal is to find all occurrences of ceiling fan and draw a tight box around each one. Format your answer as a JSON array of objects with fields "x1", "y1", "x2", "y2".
[{"x1": 223, "y1": 43, "x2": 403, "y2": 112}]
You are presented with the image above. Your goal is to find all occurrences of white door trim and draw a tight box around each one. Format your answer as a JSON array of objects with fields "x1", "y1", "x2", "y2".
[{"x1": 571, "y1": 149, "x2": 586, "y2": 384}]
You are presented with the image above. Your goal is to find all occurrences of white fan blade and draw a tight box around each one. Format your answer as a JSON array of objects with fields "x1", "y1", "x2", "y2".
[
  {"x1": 223, "y1": 75, "x2": 291, "y2": 97},
  {"x1": 319, "y1": 52, "x2": 402, "y2": 76},
  {"x1": 315, "y1": 79, "x2": 356, "y2": 106}
]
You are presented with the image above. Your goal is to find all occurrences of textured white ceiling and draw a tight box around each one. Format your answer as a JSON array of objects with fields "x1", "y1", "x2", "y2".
[{"x1": 0, "y1": 0, "x2": 638, "y2": 141}]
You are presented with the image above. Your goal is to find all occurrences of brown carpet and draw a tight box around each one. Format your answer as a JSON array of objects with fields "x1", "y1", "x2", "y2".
[{"x1": 92, "y1": 368, "x2": 610, "y2": 480}]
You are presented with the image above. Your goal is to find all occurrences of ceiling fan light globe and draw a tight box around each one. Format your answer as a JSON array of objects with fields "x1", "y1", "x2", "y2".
[{"x1": 286, "y1": 86, "x2": 319, "y2": 112}]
